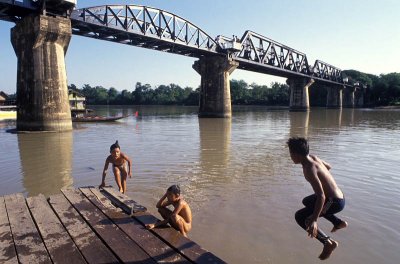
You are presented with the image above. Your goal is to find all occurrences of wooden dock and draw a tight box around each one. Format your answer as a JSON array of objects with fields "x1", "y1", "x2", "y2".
[{"x1": 0, "y1": 187, "x2": 226, "y2": 264}]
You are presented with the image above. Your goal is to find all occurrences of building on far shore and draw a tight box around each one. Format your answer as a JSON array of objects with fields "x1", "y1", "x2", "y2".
[
  {"x1": 0, "y1": 91, "x2": 17, "y2": 106},
  {"x1": 68, "y1": 89, "x2": 86, "y2": 117},
  {"x1": 0, "y1": 92, "x2": 6, "y2": 106}
]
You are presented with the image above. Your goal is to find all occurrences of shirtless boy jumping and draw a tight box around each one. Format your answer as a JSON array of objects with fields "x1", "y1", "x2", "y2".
[
  {"x1": 146, "y1": 185, "x2": 192, "y2": 237},
  {"x1": 287, "y1": 137, "x2": 348, "y2": 260},
  {"x1": 99, "y1": 140, "x2": 132, "y2": 194}
]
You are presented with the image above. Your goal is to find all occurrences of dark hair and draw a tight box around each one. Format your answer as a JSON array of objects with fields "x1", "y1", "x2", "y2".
[
  {"x1": 287, "y1": 137, "x2": 309, "y2": 156},
  {"x1": 167, "y1": 185, "x2": 180, "y2": 196},
  {"x1": 110, "y1": 140, "x2": 120, "y2": 152}
]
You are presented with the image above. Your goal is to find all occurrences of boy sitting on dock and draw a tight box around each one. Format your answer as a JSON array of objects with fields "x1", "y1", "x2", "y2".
[
  {"x1": 99, "y1": 140, "x2": 132, "y2": 194},
  {"x1": 146, "y1": 185, "x2": 192, "y2": 237},
  {"x1": 287, "y1": 137, "x2": 348, "y2": 260}
]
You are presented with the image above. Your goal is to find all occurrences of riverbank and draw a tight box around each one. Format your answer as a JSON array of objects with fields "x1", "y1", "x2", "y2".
[{"x1": 374, "y1": 105, "x2": 400, "y2": 109}]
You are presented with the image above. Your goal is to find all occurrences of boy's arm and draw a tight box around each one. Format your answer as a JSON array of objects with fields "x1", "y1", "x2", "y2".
[
  {"x1": 122, "y1": 153, "x2": 132, "y2": 177},
  {"x1": 171, "y1": 200, "x2": 184, "y2": 217},
  {"x1": 100, "y1": 157, "x2": 110, "y2": 187},
  {"x1": 156, "y1": 193, "x2": 171, "y2": 208},
  {"x1": 304, "y1": 166, "x2": 325, "y2": 237},
  {"x1": 321, "y1": 159, "x2": 331, "y2": 170}
]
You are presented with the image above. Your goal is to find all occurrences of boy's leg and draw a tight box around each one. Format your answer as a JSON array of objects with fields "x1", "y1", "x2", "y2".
[
  {"x1": 302, "y1": 194, "x2": 317, "y2": 207},
  {"x1": 112, "y1": 167, "x2": 123, "y2": 192},
  {"x1": 295, "y1": 207, "x2": 331, "y2": 244},
  {"x1": 169, "y1": 214, "x2": 191, "y2": 237},
  {"x1": 295, "y1": 207, "x2": 338, "y2": 260},
  {"x1": 158, "y1": 207, "x2": 172, "y2": 220},
  {"x1": 120, "y1": 169, "x2": 128, "y2": 194},
  {"x1": 322, "y1": 198, "x2": 347, "y2": 232}
]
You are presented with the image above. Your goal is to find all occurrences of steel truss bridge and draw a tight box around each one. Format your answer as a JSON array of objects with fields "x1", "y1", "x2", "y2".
[{"x1": 0, "y1": 1, "x2": 354, "y2": 87}]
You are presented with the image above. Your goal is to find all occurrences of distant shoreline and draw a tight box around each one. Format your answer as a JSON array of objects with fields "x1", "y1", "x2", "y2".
[{"x1": 374, "y1": 105, "x2": 400, "y2": 109}]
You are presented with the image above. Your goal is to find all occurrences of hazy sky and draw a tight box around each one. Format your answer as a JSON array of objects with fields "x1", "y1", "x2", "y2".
[{"x1": 1, "y1": 0, "x2": 399, "y2": 94}]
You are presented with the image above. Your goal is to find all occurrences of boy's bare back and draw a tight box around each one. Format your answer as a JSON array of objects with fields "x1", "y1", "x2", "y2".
[{"x1": 304, "y1": 154, "x2": 343, "y2": 199}]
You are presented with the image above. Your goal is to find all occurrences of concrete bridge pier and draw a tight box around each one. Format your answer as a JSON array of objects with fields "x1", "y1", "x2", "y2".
[
  {"x1": 343, "y1": 87, "x2": 356, "y2": 108},
  {"x1": 287, "y1": 78, "x2": 315, "y2": 111},
  {"x1": 193, "y1": 56, "x2": 238, "y2": 118},
  {"x1": 326, "y1": 86, "x2": 343, "y2": 108},
  {"x1": 11, "y1": 15, "x2": 72, "y2": 132},
  {"x1": 354, "y1": 88, "x2": 364, "y2": 107}
]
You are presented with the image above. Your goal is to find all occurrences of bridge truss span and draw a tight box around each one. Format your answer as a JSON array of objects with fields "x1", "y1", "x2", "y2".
[
  {"x1": 70, "y1": 4, "x2": 219, "y2": 57},
  {"x1": 227, "y1": 30, "x2": 344, "y2": 85},
  {"x1": 312, "y1": 60, "x2": 343, "y2": 83}
]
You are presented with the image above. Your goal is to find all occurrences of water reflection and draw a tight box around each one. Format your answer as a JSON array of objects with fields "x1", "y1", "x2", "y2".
[
  {"x1": 289, "y1": 110, "x2": 309, "y2": 137},
  {"x1": 18, "y1": 132, "x2": 73, "y2": 197},
  {"x1": 341, "y1": 108, "x2": 355, "y2": 127},
  {"x1": 198, "y1": 118, "x2": 231, "y2": 183}
]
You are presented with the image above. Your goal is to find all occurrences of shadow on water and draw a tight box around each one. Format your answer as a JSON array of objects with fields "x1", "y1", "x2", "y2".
[{"x1": 18, "y1": 131, "x2": 74, "y2": 197}]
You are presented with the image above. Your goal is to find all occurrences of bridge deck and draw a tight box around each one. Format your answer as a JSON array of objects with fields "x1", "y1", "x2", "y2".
[{"x1": 0, "y1": 187, "x2": 225, "y2": 264}]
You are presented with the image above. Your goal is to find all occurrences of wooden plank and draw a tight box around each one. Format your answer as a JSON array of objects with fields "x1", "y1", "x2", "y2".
[
  {"x1": 48, "y1": 194, "x2": 119, "y2": 264},
  {"x1": 26, "y1": 194, "x2": 86, "y2": 264},
  {"x1": 4, "y1": 193, "x2": 51, "y2": 264},
  {"x1": 0, "y1": 196, "x2": 18, "y2": 264},
  {"x1": 101, "y1": 187, "x2": 226, "y2": 264},
  {"x1": 80, "y1": 187, "x2": 189, "y2": 264},
  {"x1": 133, "y1": 213, "x2": 227, "y2": 264},
  {"x1": 61, "y1": 188, "x2": 156, "y2": 264},
  {"x1": 102, "y1": 187, "x2": 147, "y2": 214}
]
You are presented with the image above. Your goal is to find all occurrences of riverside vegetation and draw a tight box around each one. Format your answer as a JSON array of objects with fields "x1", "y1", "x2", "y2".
[{"x1": 59, "y1": 71, "x2": 400, "y2": 107}]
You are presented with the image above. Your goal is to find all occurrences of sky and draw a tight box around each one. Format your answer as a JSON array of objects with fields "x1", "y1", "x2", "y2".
[{"x1": 1, "y1": 0, "x2": 399, "y2": 94}]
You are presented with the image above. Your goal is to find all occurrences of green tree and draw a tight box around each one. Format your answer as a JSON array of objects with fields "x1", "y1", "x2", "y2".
[
  {"x1": 108, "y1": 87, "x2": 118, "y2": 103},
  {"x1": 230, "y1": 79, "x2": 249, "y2": 104}
]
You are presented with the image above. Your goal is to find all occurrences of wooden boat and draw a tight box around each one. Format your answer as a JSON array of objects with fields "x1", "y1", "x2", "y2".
[
  {"x1": 0, "y1": 106, "x2": 17, "y2": 120},
  {"x1": 0, "y1": 110, "x2": 16, "y2": 120},
  {"x1": 72, "y1": 114, "x2": 129, "y2": 122}
]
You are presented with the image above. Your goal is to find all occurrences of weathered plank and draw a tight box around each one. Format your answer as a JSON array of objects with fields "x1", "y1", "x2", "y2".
[
  {"x1": 4, "y1": 193, "x2": 51, "y2": 264},
  {"x1": 61, "y1": 188, "x2": 156, "y2": 264},
  {"x1": 101, "y1": 188, "x2": 226, "y2": 264},
  {"x1": 81, "y1": 187, "x2": 190, "y2": 264},
  {"x1": 102, "y1": 187, "x2": 147, "y2": 214},
  {"x1": 48, "y1": 194, "x2": 119, "y2": 264},
  {"x1": 26, "y1": 194, "x2": 86, "y2": 264},
  {"x1": 133, "y1": 213, "x2": 226, "y2": 264},
  {"x1": 0, "y1": 196, "x2": 18, "y2": 264}
]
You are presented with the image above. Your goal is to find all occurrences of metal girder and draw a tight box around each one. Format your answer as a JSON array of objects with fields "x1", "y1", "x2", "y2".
[
  {"x1": 229, "y1": 31, "x2": 311, "y2": 75},
  {"x1": 70, "y1": 5, "x2": 219, "y2": 57},
  {"x1": 0, "y1": 2, "x2": 355, "y2": 87},
  {"x1": 312, "y1": 60, "x2": 342, "y2": 83},
  {"x1": 0, "y1": 0, "x2": 40, "y2": 22},
  {"x1": 223, "y1": 30, "x2": 346, "y2": 84}
]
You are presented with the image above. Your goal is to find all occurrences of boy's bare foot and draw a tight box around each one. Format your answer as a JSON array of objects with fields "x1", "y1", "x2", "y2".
[
  {"x1": 319, "y1": 239, "x2": 338, "y2": 260},
  {"x1": 331, "y1": 220, "x2": 348, "y2": 232}
]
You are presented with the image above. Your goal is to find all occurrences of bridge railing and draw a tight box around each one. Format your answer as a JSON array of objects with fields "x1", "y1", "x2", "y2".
[{"x1": 71, "y1": 5, "x2": 218, "y2": 55}]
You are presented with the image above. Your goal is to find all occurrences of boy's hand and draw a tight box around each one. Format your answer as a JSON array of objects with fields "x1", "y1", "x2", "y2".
[
  {"x1": 129, "y1": 172, "x2": 132, "y2": 178},
  {"x1": 145, "y1": 224, "x2": 155, "y2": 230},
  {"x1": 307, "y1": 221, "x2": 318, "y2": 238}
]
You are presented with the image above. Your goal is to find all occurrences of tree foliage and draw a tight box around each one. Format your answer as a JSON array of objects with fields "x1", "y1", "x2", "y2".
[
  {"x1": 68, "y1": 80, "x2": 290, "y2": 106},
  {"x1": 343, "y1": 71, "x2": 400, "y2": 106},
  {"x1": 68, "y1": 72, "x2": 400, "y2": 107}
]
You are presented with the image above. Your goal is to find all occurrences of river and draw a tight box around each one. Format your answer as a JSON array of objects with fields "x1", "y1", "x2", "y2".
[{"x1": 1, "y1": 106, "x2": 399, "y2": 264}]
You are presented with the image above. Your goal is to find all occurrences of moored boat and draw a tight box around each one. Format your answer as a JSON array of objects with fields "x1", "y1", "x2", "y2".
[
  {"x1": 72, "y1": 114, "x2": 129, "y2": 122},
  {"x1": 0, "y1": 106, "x2": 17, "y2": 120}
]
